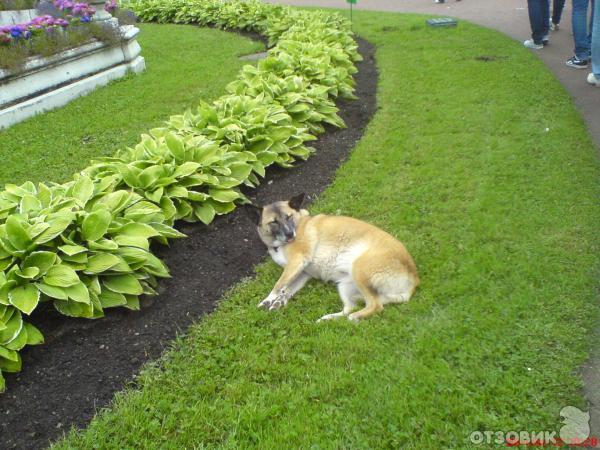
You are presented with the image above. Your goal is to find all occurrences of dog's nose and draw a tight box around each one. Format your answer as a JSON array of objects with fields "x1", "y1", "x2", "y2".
[{"x1": 283, "y1": 229, "x2": 295, "y2": 242}]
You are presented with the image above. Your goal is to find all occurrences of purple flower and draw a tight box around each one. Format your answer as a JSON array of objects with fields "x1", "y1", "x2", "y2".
[
  {"x1": 104, "y1": 0, "x2": 118, "y2": 13},
  {"x1": 10, "y1": 27, "x2": 23, "y2": 38}
]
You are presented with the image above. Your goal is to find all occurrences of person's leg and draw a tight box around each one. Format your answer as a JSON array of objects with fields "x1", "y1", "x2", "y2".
[
  {"x1": 589, "y1": 0, "x2": 595, "y2": 42},
  {"x1": 528, "y1": 0, "x2": 550, "y2": 43},
  {"x1": 591, "y1": 0, "x2": 600, "y2": 81},
  {"x1": 572, "y1": 0, "x2": 591, "y2": 60},
  {"x1": 542, "y1": 0, "x2": 550, "y2": 37},
  {"x1": 552, "y1": 0, "x2": 567, "y2": 24}
]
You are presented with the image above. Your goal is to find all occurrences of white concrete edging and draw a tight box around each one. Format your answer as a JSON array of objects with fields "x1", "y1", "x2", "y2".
[
  {"x1": 0, "y1": 25, "x2": 145, "y2": 129},
  {"x1": 0, "y1": 9, "x2": 37, "y2": 26}
]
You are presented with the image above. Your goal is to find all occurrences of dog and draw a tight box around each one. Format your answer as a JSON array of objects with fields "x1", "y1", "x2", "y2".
[{"x1": 247, "y1": 193, "x2": 419, "y2": 322}]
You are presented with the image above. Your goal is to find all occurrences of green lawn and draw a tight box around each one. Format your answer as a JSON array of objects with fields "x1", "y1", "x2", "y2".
[
  {"x1": 54, "y1": 11, "x2": 599, "y2": 449},
  {"x1": 0, "y1": 23, "x2": 262, "y2": 187}
]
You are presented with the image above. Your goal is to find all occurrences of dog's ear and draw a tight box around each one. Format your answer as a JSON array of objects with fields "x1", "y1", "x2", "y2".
[
  {"x1": 244, "y1": 204, "x2": 263, "y2": 225},
  {"x1": 288, "y1": 193, "x2": 305, "y2": 211}
]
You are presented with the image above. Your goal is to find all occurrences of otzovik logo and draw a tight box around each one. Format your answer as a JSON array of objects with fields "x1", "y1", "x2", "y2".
[{"x1": 469, "y1": 406, "x2": 598, "y2": 447}]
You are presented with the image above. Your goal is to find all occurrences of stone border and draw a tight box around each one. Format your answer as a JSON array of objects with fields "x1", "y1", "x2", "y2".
[
  {"x1": 0, "y1": 25, "x2": 145, "y2": 129},
  {"x1": 0, "y1": 9, "x2": 37, "y2": 26}
]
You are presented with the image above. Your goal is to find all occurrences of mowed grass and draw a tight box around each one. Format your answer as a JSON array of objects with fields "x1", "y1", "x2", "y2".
[
  {"x1": 0, "y1": 23, "x2": 262, "y2": 186},
  {"x1": 53, "y1": 12, "x2": 600, "y2": 449}
]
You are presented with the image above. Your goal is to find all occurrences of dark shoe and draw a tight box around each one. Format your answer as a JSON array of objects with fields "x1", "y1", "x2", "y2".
[{"x1": 566, "y1": 56, "x2": 589, "y2": 69}]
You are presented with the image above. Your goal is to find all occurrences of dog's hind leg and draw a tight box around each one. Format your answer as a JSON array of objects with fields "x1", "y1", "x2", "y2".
[
  {"x1": 317, "y1": 279, "x2": 360, "y2": 323},
  {"x1": 346, "y1": 257, "x2": 384, "y2": 322}
]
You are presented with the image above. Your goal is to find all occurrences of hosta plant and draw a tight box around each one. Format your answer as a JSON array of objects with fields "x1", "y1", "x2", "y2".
[{"x1": 0, "y1": 0, "x2": 360, "y2": 392}]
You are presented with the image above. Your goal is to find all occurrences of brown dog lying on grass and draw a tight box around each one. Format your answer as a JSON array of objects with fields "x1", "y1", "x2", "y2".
[{"x1": 247, "y1": 194, "x2": 419, "y2": 322}]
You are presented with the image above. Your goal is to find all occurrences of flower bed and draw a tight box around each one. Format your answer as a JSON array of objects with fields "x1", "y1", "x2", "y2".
[
  {"x1": 0, "y1": 0, "x2": 144, "y2": 128},
  {"x1": 0, "y1": 0, "x2": 359, "y2": 392},
  {"x1": 0, "y1": 1, "x2": 117, "y2": 71}
]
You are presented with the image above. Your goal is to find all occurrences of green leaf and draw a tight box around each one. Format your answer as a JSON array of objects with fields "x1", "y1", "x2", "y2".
[
  {"x1": 58, "y1": 245, "x2": 88, "y2": 256},
  {"x1": 84, "y1": 253, "x2": 121, "y2": 274},
  {"x1": 113, "y1": 235, "x2": 150, "y2": 250},
  {"x1": 228, "y1": 162, "x2": 253, "y2": 181},
  {"x1": 173, "y1": 161, "x2": 201, "y2": 178},
  {"x1": 14, "y1": 267, "x2": 40, "y2": 280},
  {"x1": 118, "y1": 164, "x2": 142, "y2": 188},
  {"x1": 8, "y1": 284, "x2": 39, "y2": 315},
  {"x1": 0, "y1": 372, "x2": 4, "y2": 392},
  {"x1": 53, "y1": 299, "x2": 94, "y2": 318},
  {"x1": 95, "y1": 190, "x2": 134, "y2": 214},
  {"x1": 123, "y1": 295, "x2": 140, "y2": 311},
  {"x1": 139, "y1": 165, "x2": 166, "y2": 189},
  {"x1": 208, "y1": 188, "x2": 241, "y2": 203},
  {"x1": 4, "y1": 324, "x2": 27, "y2": 350},
  {"x1": 0, "y1": 280, "x2": 17, "y2": 306},
  {"x1": 151, "y1": 223, "x2": 186, "y2": 239},
  {"x1": 63, "y1": 282, "x2": 90, "y2": 304},
  {"x1": 23, "y1": 251, "x2": 57, "y2": 274},
  {"x1": 82, "y1": 209, "x2": 112, "y2": 241},
  {"x1": 117, "y1": 223, "x2": 159, "y2": 239},
  {"x1": 5, "y1": 216, "x2": 31, "y2": 251},
  {"x1": 72, "y1": 176, "x2": 94, "y2": 207},
  {"x1": 194, "y1": 203, "x2": 215, "y2": 225},
  {"x1": 35, "y1": 211, "x2": 75, "y2": 244},
  {"x1": 0, "y1": 309, "x2": 22, "y2": 345},
  {"x1": 19, "y1": 194, "x2": 41, "y2": 214},
  {"x1": 88, "y1": 239, "x2": 119, "y2": 251},
  {"x1": 116, "y1": 247, "x2": 149, "y2": 266},
  {"x1": 43, "y1": 264, "x2": 80, "y2": 287},
  {"x1": 0, "y1": 351, "x2": 21, "y2": 372},
  {"x1": 0, "y1": 345, "x2": 18, "y2": 361},
  {"x1": 145, "y1": 187, "x2": 164, "y2": 203},
  {"x1": 165, "y1": 132, "x2": 186, "y2": 160},
  {"x1": 143, "y1": 253, "x2": 170, "y2": 278},
  {"x1": 89, "y1": 292, "x2": 104, "y2": 318},
  {"x1": 103, "y1": 274, "x2": 143, "y2": 295},
  {"x1": 210, "y1": 200, "x2": 236, "y2": 215},
  {"x1": 98, "y1": 290, "x2": 127, "y2": 308},
  {"x1": 24, "y1": 322, "x2": 44, "y2": 345},
  {"x1": 36, "y1": 282, "x2": 68, "y2": 300}
]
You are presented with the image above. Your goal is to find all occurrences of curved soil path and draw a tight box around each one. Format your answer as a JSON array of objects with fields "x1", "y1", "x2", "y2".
[{"x1": 0, "y1": 38, "x2": 377, "y2": 450}]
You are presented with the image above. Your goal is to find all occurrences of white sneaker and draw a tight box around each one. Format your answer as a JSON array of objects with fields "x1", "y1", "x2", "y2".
[
  {"x1": 587, "y1": 73, "x2": 600, "y2": 87},
  {"x1": 523, "y1": 39, "x2": 544, "y2": 50}
]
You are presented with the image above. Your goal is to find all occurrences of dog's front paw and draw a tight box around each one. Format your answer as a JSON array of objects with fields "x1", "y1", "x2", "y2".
[
  {"x1": 258, "y1": 298, "x2": 273, "y2": 309},
  {"x1": 268, "y1": 297, "x2": 286, "y2": 311}
]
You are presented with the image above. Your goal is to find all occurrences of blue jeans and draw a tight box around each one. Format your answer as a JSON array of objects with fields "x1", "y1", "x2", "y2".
[
  {"x1": 572, "y1": 0, "x2": 594, "y2": 60},
  {"x1": 552, "y1": 0, "x2": 566, "y2": 24},
  {"x1": 528, "y1": 0, "x2": 550, "y2": 44},
  {"x1": 592, "y1": 0, "x2": 600, "y2": 77}
]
